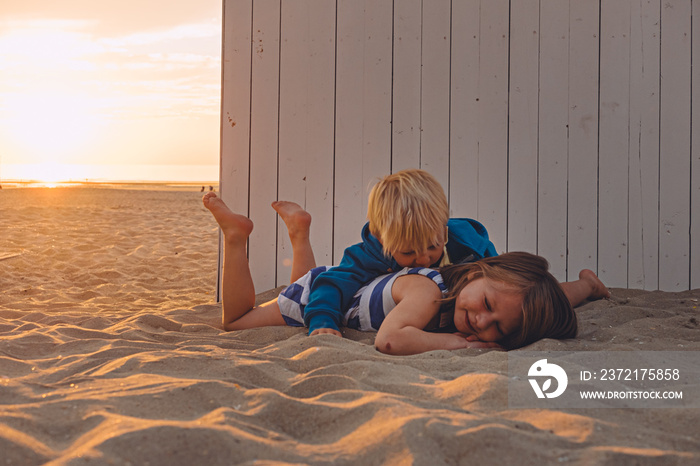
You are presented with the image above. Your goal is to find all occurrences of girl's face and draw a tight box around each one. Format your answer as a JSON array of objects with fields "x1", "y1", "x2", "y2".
[{"x1": 452, "y1": 276, "x2": 524, "y2": 342}]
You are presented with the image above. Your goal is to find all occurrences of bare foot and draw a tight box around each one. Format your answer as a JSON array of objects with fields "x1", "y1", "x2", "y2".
[
  {"x1": 272, "y1": 201, "x2": 312, "y2": 241},
  {"x1": 579, "y1": 269, "x2": 610, "y2": 300},
  {"x1": 203, "y1": 192, "x2": 253, "y2": 243}
]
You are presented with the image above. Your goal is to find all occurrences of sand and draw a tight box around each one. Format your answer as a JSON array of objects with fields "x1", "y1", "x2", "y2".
[{"x1": 1, "y1": 186, "x2": 699, "y2": 465}]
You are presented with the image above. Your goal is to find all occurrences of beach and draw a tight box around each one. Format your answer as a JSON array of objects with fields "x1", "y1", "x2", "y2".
[{"x1": 1, "y1": 186, "x2": 699, "y2": 465}]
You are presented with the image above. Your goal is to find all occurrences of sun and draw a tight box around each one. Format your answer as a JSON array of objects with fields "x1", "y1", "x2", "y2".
[{"x1": 29, "y1": 162, "x2": 83, "y2": 184}]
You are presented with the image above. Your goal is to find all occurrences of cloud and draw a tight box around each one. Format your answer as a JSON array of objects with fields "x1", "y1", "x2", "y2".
[
  {"x1": 100, "y1": 22, "x2": 220, "y2": 47},
  {"x1": 0, "y1": 17, "x2": 220, "y2": 91},
  {"x1": 0, "y1": 17, "x2": 96, "y2": 30},
  {"x1": 1, "y1": 0, "x2": 221, "y2": 37},
  {"x1": 0, "y1": 22, "x2": 106, "y2": 68}
]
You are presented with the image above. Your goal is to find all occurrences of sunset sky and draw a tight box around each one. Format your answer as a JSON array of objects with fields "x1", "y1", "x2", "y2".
[{"x1": 0, "y1": 0, "x2": 221, "y2": 183}]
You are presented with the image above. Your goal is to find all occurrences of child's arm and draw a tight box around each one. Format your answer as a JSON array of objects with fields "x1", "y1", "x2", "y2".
[
  {"x1": 304, "y1": 239, "x2": 394, "y2": 335},
  {"x1": 374, "y1": 275, "x2": 499, "y2": 355}
]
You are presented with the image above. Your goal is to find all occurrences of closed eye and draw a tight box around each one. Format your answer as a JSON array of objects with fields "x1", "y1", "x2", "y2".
[{"x1": 484, "y1": 297, "x2": 504, "y2": 336}]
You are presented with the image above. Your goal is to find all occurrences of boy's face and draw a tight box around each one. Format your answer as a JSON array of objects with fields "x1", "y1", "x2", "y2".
[{"x1": 391, "y1": 228, "x2": 446, "y2": 268}]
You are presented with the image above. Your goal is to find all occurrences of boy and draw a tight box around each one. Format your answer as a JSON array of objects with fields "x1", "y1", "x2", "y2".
[{"x1": 303, "y1": 169, "x2": 497, "y2": 336}]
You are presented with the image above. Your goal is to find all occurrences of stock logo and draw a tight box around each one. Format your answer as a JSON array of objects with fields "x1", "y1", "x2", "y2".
[{"x1": 528, "y1": 359, "x2": 568, "y2": 399}]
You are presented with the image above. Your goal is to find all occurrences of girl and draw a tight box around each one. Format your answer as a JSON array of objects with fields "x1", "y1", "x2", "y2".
[
  {"x1": 375, "y1": 253, "x2": 580, "y2": 354},
  {"x1": 203, "y1": 193, "x2": 608, "y2": 355}
]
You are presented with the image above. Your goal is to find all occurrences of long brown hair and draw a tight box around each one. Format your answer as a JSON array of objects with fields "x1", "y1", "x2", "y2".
[{"x1": 439, "y1": 252, "x2": 576, "y2": 349}]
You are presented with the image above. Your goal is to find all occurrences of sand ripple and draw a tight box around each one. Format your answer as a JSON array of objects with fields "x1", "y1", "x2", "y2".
[{"x1": 1, "y1": 188, "x2": 699, "y2": 464}]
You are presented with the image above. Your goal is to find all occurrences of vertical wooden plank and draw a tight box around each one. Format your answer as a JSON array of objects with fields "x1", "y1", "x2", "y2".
[
  {"x1": 659, "y1": 0, "x2": 691, "y2": 290},
  {"x1": 598, "y1": 0, "x2": 631, "y2": 288},
  {"x1": 220, "y1": 0, "x2": 252, "y2": 215},
  {"x1": 506, "y1": 0, "x2": 540, "y2": 254},
  {"x1": 693, "y1": 0, "x2": 700, "y2": 289},
  {"x1": 449, "y1": 0, "x2": 481, "y2": 219},
  {"x1": 475, "y1": 0, "x2": 510, "y2": 253},
  {"x1": 247, "y1": 0, "x2": 281, "y2": 291},
  {"x1": 392, "y1": 0, "x2": 423, "y2": 172},
  {"x1": 334, "y1": 0, "x2": 365, "y2": 263},
  {"x1": 538, "y1": 0, "x2": 570, "y2": 280},
  {"x1": 567, "y1": 0, "x2": 600, "y2": 281},
  {"x1": 334, "y1": 0, "x2": 392, "y2": 263},
  {"x1": 628, "y1": 0, "x2": 660, "y2": 289},
  {"x1": 219, "y1": 0, "x2": 252, "y2": 298},
  {"x1": 420, "y1": 0, "x2": 451, "y2": 189},
  {"x1": 277, "y1": 0, "x2": 336, "y2": 284}
]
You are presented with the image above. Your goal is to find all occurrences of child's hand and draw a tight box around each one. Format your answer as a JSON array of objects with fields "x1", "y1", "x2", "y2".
[
  {"x1": 455, "y1": 332, "x2": 503, "y2": 349},
  {"x1": 464, "y1": 340, "x2": 502, "y2": 349},
  {"x1": 310, "y1": 327, "x2": 342, "y2": 337}
]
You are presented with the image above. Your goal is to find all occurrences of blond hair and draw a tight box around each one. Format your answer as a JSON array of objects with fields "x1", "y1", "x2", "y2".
[
  {"x1": 367, "y1": 169, "x2": 449, "y2": 257},
  {"x1": 439, "y1": 252, "x2": 577, "y2": 349}
]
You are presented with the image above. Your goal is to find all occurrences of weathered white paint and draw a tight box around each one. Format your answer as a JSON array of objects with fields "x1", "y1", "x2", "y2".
[
  {"x1": 693, "y1": 0, "x2": 700, "y2": 289},
  {"x1": 334, "y1": 0, "x2": 393, "y2": 264},
  {"x1": 248, "y1": 0, "x2": 280, "y2": 289},
  {"x1": 469, "y1": 0, "x2": 510, "y2": 256},
  {"x1": 419, "y1": 0, "x2": 451, "y2": 191},
  {"x1": 276, "y1": 0, "x2": 336, "y2": 286},
  {"x1": 659, "y1": 0, "x2": 692, "y2": 290},
  {"x1": 507, "y1": 0, "x2": 540, "y2": 255},
  {"x1": 218, "y1": 0, "x2": 252, "y2": 297},
  {"x1": 567, "y1": 0, "x2": 600, "y2": 281},
  {"x1": 392, "y1": 0, "x2": 422, "y2": 172},
  {"x1": 628, "y1": 0, "x2": 660, "y2": 290},
  {"x1": 220, "y1": 0, "x2": 698, "y2": 292},
  {"x1": 538, "y1": 0, "x2": 570, "y2": 279},
  {"x1": 598, "y1": 0, "x2": 632, "y2": 288},
  {"x1": 448, "y1": 0, "x2": 481, "y2": 222}
]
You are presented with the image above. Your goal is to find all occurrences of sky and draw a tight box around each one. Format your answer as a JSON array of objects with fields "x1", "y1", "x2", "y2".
[{"x1": 0, "y1": 0, "x2": 222, "y2": 183}]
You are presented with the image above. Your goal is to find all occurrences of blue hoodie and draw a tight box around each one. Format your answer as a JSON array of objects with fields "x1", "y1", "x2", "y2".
[{"x1": 304, "y1": 218, "x2": 498, "y2": 333}]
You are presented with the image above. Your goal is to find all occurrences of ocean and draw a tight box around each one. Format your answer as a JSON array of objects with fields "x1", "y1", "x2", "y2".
[{"x1": 0, "y1": 163, "x2": 219, "y2": 187}]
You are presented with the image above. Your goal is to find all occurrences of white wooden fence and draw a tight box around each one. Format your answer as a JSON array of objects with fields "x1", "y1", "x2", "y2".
[{"x1": 219, "y1": 0, "x2": 699, "y2": 293}]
